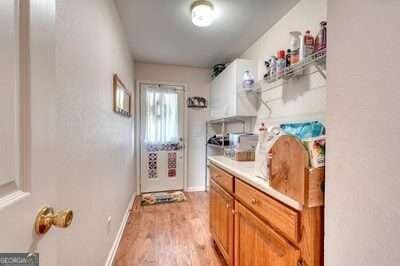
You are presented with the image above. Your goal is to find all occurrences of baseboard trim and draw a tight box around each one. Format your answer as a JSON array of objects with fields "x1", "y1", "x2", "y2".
[
  {"x1": 186, "y1": 186, "x2": 206, "y2": 192},
  {"x1": 105, "y1": 193, "x2": 136, "y2": 266}
]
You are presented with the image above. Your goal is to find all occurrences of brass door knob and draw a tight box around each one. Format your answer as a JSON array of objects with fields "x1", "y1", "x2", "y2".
[{"x1": 35, "y1": 207, "x2": 73, "y2": 234}]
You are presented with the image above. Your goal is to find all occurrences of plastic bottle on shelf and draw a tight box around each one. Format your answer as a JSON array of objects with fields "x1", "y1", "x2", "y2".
[
  {"x1": 289, "y1": 31, "x2": 302, "y2": 65},
  {"x1": 255, "y1": 123, "x2": 268, "y2": 181},
  {"x1": 276, "y1": 50, "x2": 286, "y2": 78},
  {"x1": 264, "y1": 59, "x2": 271, "y2": 80},
  {"x1": 269, "y1": 56, "x2": 277, "y2": 81},
  {"x1": 286, "y1": 49, "x2": 291, "y2": 67},
  {"x1": 314, "y1": 21, "x2": 327, "y2": 52},
  {"x1": 303, "y1": 30, "x2": 315, "y2": 58}
]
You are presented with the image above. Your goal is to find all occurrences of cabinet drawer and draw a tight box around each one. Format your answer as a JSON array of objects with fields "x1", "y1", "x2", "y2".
[
  {"x1": 209, "y1": 164, "x2": 234, "y2": 194},
  {"x1": 235, "y1": 178, "x2": 300, "y2": 243}
]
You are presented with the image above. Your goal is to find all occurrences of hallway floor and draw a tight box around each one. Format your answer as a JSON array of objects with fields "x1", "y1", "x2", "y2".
[{"x1": 115, "y1": 192, "x2": 225, "y2": 266}]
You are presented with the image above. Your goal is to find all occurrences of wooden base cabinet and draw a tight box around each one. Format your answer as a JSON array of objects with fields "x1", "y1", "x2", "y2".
[
  {"x1": 234, "y1": 201, "x2": 300, "y2": 266},
  {"x1": 209, "y1": 162, "x2": 323, "y2": 266},
  {"x1": 210, "y1": 180, "x2": 234, "y2": 265}
]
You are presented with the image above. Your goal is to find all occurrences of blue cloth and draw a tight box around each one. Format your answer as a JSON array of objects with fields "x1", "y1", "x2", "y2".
[{"x1": 280, "y1": 121, "x2": 325, "y2": 140}]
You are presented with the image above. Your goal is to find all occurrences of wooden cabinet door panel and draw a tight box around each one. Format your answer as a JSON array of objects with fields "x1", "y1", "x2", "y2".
[
  {"x1": 234, "y1": 201, "x2": 300, "y2": 266},
  {"x1": 235, "y1": 178, "x2": 300, "y2": 243},
  {"x1": 210, "y1": 180, "x2": 234, "y2": 265},
  {"x1": 209, "y1": 163, "x2": 234, "y2": 194}
]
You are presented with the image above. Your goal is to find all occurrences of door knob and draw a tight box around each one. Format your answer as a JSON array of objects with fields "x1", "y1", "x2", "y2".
[{"x1": 35, "y1": 206, "x2": 73, "y2": 234}]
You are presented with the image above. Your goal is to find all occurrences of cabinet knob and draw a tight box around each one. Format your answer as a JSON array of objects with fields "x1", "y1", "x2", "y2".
[
  {"x1": 226, "y1": 203, "x2": 230, "y2": 209},
  {"x1": 251, "y1": 198, "x2": 258, "y2": 205}
]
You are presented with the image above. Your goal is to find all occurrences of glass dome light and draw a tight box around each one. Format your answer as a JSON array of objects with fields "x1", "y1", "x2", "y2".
[{"x1": 191, "y1": 0, "x2": 214, "y2": 27}]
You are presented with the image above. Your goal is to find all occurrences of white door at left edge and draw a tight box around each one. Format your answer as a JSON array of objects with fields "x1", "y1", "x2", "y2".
[
  {"x1": 140, "y1": 83, "x2": 185, "y2": 193},
  {"x1": 0, "y1": 1, "x2": 67, "y2": 265}
]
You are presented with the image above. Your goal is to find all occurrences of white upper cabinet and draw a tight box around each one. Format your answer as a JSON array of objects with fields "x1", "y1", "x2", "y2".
[{"x1": 210, "y1": 59, "x2": 257, "y2": 120}]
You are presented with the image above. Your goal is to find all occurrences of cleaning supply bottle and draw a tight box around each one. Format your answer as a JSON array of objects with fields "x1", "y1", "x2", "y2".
[
  {"x1": 286, "y1": 49, "x2": 291, "y2": 67},
  {"x1": 303, "y1": 30, "x2": 314, "y2": 58},
  {"x1": 289, "y1": 31, "x2": 301, "y2": 65},
  {"x1": 314, "y1": 21, "x2": 327, "y2": 52},
  {"x1": 276, "y1": 50, "x2": 286, "y2": 78},
  {"x1": 269, "y1": 56, "x2": 277, "y2": 81},
  {"x1": 255, "y1": 123, "x2": 268, "y2": 180},
  {"x1": 242, "y1": 70, "x2": 255, "y2": 90},
  {"x1": 264, "y1": 59, "x2": 271, "y2": 80}
]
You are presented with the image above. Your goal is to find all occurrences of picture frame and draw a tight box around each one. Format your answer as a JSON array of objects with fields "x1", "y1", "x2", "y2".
[
  {"x1": 113, "y1": 74, "x2": 132, "y2": 117},
  {"x1": 187, "y1": 96, "x2": 208, "y2": 108}
]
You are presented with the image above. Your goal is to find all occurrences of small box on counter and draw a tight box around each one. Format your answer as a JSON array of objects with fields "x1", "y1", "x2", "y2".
[
  {"x1": 224, "y1": 149, "x2": 255, "y2": 161},
  {"x1": 224, "y1": 133, "x2": 258, "y2": 161},
  {"x1": 229, "y1": 133, "x2": 258, "y2": 151}
]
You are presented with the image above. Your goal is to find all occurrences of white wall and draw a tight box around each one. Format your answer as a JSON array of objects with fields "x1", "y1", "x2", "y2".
[
  {"x1": 135, "y1": 62, "x2": 211, "y2": 191},
  {"x1": 55, "y1": 0, "x2": 136, "y2": 265},
  {"x1": 241, "y1": 0, "x2": 327, "y2": 128},
  {"x1": 326, "y1": 0, "x2": 400, "y2": 265}
]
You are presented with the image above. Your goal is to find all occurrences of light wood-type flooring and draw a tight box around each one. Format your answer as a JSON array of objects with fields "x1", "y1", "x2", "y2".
[{"x1": 115, "y1": 192, "x2": 225, "y2": 266}]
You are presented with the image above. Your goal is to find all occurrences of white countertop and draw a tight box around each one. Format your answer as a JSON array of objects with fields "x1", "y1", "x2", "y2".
[{"x1": 208, "y1": 155, "x2": 303, "y2": 211}]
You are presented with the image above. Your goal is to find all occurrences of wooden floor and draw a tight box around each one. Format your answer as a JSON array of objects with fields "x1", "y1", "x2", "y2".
[{"x1": 115, "y1": 192, "x2": 225, "y2": 266}]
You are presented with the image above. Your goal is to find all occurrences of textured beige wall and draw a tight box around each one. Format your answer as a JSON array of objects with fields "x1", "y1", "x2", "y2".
[
  {"x1": 55, "y1": 0, "x2": 136, "y2": 264},
  {"x1": 135, "y1": 62, "x2": 211, "y2": 190},
  {"x1": 326, "y1": 0, "x2": 400, "y2": 265}
]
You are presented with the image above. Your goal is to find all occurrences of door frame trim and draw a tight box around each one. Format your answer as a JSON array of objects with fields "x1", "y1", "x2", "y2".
[{"x1": 135, "y1": 80, "x2": 188, "y2": 194}]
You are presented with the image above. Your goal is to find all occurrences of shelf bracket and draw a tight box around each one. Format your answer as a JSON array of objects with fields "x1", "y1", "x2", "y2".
[{"x1": 314, "y1": 63, "x2": 327, "y2": 80}]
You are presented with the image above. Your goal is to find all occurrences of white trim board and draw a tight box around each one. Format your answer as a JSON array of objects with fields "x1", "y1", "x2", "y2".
[
  {"x1": 105, "y1": 193, "x2": 136, "y2": 266},
  {"x1": 186, "y1": 186, "x2": 206, "y2": 192}
]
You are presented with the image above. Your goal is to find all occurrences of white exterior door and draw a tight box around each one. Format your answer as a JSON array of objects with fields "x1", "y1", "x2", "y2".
[
  {"x1": 0, "y1": 1, "x2": 61, "y2": 265},
  {"x1": 139, "y1": 83, "x2": 185, "y2": 193}
]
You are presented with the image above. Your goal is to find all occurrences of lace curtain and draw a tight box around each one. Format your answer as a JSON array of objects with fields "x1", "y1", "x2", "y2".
[{"x1": 144, "y1": 86, "x2": 179, "y2": 145}]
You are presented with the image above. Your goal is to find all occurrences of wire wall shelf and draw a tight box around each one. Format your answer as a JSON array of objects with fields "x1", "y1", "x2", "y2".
[{"x1": 253, "y1": 49, "x2": 327, "y2": 94}]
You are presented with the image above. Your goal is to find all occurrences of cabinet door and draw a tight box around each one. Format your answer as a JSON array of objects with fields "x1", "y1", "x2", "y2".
[
  {"x1": 209, "y1": 62, "x2": 236, "y2": 120},
  {"x1": 234, "y1": 201, "x2": 300, "y2": 266},
  {"x1": 210, "y1": 180, "x2": 234, "y2": 265}
]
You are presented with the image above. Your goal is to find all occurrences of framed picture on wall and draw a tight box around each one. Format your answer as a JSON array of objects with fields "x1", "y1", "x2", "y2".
[{"x1": 113, "y1": 74, "x2": 132, "y2": 117}]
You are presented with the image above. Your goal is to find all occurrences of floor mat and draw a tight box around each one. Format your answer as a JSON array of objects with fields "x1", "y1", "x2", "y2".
[{"x1": 141, "y1": 191, "x2": 186, "y2": 206}]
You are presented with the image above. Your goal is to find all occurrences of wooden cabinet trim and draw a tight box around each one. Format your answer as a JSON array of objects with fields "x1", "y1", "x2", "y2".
[
  {"x1": 234, "y1": 201, "x2": 300, "y2": 266},
  {"x1": 210, "y1": 180, "x2": 234, "y2": 265},
  {"x1": 235, "y1": 178, "x2": 300, "y2": 244},
  {"x1": 209, "y1": 163, "x2": 234, "y2": 194}
]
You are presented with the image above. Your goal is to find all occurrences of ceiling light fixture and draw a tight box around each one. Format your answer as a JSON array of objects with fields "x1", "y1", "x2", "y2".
[{"x1": 191, "y1": 0, "x2": 214, "y2": 27}]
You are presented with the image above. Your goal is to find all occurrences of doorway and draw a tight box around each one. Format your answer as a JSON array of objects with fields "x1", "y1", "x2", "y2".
[{"x1": 138, "y1": 82, "x2": 187, "y2": 193}]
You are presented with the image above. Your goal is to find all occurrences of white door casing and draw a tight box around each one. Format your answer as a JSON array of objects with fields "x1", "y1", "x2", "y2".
[
  {"x1": 0, "y1": 1, "x2": 59, "y2": 265},
  {"x1": 139, "y1": 82, "x2": 187, "y2": 193}
]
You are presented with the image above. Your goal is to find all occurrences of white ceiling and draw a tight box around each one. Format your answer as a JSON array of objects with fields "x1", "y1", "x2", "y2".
[{"x1": 115, "y1": 0, "x2": 299, "y2": 68}]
